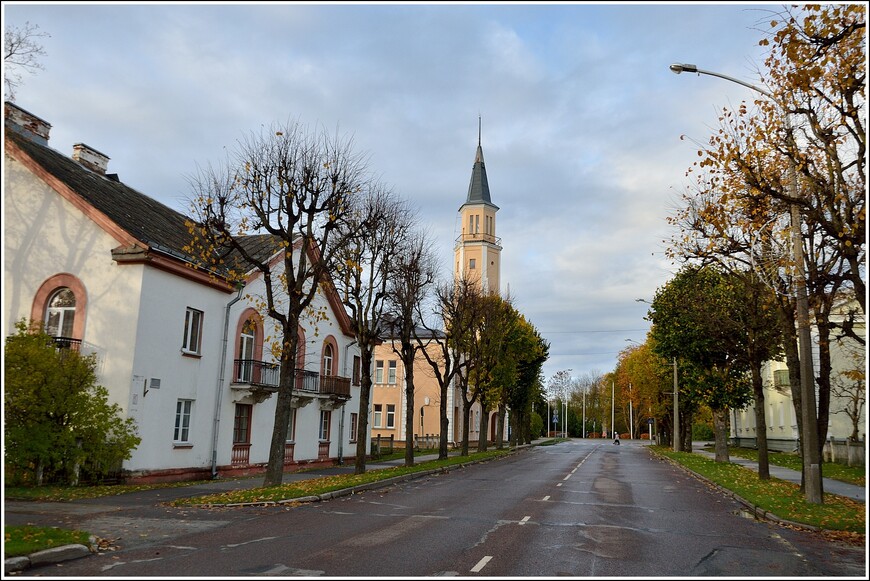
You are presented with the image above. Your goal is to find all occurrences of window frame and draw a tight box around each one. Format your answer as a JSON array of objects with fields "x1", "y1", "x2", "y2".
[
  {"x1": 373, "y1": 403, "x2": 383, "y2": 428},
  {"x1": 319, "y1": 410, "x2": 331, "y2": 441},
  {"x1": 174, "y1": 399, "x2": 193, "y2": 445},
  {"x1": 182, "y1": 307, "x2": 204, "y2": 355},
  {"x1": 388, "y1": 360, "x2": 397, "y2": 385},
  {"x1": 349, "y1": 412, "x2": 358, "y2": 442},
  {"x1": 386, "y1": 404, "x2": 396, "y2": 429},
  {"x1": 375, "y1": 360, "x2": 384, "y2": 384}
]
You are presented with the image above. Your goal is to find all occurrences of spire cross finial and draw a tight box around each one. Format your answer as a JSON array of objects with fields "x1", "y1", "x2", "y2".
[{"x1": 478, "y1": 115, "x2": 481, "y2": 147}]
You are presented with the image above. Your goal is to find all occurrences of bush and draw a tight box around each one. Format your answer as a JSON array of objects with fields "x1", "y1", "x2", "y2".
[
  {"x1": 529, "y1": 411, "x2": 544, "y2": 439},
  {"x1": 692, "y1": 422, "x2": 715, "y2": 441},
  {"x1": 4, "y1": 320, "x2": 141, "y2": 486}
]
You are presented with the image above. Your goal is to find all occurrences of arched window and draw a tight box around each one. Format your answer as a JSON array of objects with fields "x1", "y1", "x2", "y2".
[
  {"x1": 236, "y1": 318, "x2": 257, "y2": 383},
  {"x1": 45, "y1": 288, "x2": 76, "y2": 338},
  {"x1": 322, "y1": 343, "x2": 334, "y2": 377}
]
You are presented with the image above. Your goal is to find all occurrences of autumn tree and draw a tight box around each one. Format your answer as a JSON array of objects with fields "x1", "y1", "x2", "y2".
[
  {"x1": 332, "y1": 187, "x2": 414, "y2": 474},
  {"x1": 185, "y1": 119, "x2": 369, "y2": 486},
  {"x1": 4, "y1": 21, "x2": 49, "y2": 101},
  {"x1": 504, "y1": 315, "x2": 549, "y2": 446}
]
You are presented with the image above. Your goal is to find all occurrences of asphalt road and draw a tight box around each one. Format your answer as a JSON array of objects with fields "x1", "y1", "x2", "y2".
[{"x1": 7, "y1": 440, "x2": 866, "y2": 577}]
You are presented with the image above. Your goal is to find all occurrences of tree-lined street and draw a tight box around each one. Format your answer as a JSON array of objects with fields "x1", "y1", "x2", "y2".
[{"x1": 9, "y1": 441, "x2": 864, "y2": 577}]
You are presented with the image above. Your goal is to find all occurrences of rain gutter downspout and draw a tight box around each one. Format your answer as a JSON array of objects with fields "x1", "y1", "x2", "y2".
[{"x1": 211, "y1": 282, "x2": 245, "y2": 479}]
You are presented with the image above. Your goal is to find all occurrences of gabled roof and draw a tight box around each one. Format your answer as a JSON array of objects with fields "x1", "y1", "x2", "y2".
[{"x1": 7, "y1": 129, "x2": 198, "y2": 264}]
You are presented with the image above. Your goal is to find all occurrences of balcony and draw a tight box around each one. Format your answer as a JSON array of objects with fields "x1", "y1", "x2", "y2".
[
  {"x1": 454, "y1": 232, "x2": 502, "y2": 248},
  {"x1": 231, "y1": 360, "x2": 351, "y2": 404}
]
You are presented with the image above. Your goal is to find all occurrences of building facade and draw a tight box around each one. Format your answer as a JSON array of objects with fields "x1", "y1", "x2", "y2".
[
  {"x1": 730, "y1": 297, "x2": 865, "y2": 463},
  {"x1": 4, "y1": 101, "x2": 367, "y2": 483}
]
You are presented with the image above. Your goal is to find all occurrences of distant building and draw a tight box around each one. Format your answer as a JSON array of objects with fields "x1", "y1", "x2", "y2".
[
  {"x1": 730, "y1": 296, "x2": 865, "y2": 463},
  {"x1": 371, "y1": 127, "x2": 508, "y2": 449},
  {"x1": 4, "y1": 101, "x2": 366, "y2": 483}
]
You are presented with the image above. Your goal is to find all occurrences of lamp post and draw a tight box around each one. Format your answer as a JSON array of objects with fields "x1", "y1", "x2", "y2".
[
  {"x1": 673, "y1": 357, "x2": 680, "y2": 452},
  {"x1": 669, "y1": 63, "x2": 821, "y2": 503},
  {"x1": 611, "y1": 380, "x2": 615, "y2": 440}
]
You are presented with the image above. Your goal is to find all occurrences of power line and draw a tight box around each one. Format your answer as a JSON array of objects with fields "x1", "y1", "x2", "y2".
[{"x1": 542, "y1": 329, "x2": 647, "y2": 334}]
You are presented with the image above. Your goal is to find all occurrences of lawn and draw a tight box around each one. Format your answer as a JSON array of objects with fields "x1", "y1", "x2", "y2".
[{"x1": 4, "y1": 525, "x2": 92, "y2": 558}]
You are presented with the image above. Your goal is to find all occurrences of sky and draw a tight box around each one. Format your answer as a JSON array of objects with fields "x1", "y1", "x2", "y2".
[{"x1": 3, "y1": 1, "x2": 785, "y2": 387}]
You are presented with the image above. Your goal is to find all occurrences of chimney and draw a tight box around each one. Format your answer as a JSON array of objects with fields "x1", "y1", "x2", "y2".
[
  {"x1": 4, "y1": 101, "x2": 51, "y2": 145},
  {"x1": 72, "y1": 143, "x2": 110, "y2": 175}
]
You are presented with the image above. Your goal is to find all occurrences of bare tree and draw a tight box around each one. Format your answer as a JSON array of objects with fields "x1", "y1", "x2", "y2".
[
  {"x1": 332, "y1": 187, "x2": 414, "y2": 474},
  {"x1": 4, "y1": 21, "x2": 49, "y2": 101},
  {"x1": 417, "y1": 275, "x2": 481, "y2": 458},
  {"x1": 385, "y1": 228, "x2": 438, "y2": 466},
  {"x1": 185, "y1": 119, "x2": 369, "y2": 486}
]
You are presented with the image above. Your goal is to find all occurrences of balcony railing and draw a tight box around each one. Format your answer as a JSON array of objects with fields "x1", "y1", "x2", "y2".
[
  {"x1": 454, "y1": 232, "x2": 502, "y2": 247},
  {"x1": 232, "y1": 360, "x2": 351, "y2": 399},
  {"x1": 53, "y1": 336, "x2": 82, "y2": 351}
]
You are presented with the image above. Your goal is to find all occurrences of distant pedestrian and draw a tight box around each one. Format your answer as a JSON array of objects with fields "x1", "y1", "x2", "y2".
[{"x1": 613, "y1": 432, "x2": 620, "y2": 445}]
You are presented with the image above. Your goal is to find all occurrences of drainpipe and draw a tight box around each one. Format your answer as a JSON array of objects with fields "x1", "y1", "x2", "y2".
[{"x1": 210, "y1": 282, "x2": 245, "y2": 479}]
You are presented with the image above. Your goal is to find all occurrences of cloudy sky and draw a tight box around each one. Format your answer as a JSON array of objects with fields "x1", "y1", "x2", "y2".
[{"x1": 3, "y1": 1, "x2": 781, "y2": 385}]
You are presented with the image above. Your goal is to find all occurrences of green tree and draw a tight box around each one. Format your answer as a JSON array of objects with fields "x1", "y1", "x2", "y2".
[
  {"x1": 647, "y1": 266, "x2": 753, "y2": 459},
  {"x1": 4, "y1": 321, "x2": 140, "y2": 486}
]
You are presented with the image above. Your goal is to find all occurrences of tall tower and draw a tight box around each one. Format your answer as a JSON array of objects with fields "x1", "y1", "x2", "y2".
[{"x1": 454, "y1": 119, "x2": 501, "y2": 294}]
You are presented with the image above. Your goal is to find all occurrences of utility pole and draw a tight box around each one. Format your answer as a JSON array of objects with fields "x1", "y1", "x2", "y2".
[{"x1": 673, "y1": 357, "x2": 680, "y2": 452}]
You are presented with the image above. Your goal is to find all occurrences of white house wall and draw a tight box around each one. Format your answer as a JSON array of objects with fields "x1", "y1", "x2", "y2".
[{"x1": 125, "y1": 266, "x2": 230, "y2": 472}]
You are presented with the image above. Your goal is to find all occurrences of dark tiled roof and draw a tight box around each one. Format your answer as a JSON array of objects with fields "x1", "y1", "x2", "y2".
[
  {"x1": 8, "y1": 129, "x2": 197, "y2": 261},
  {"x1": 7, "y1": 129, "x2": 282, "y2": 273},
  {"x1": 462, "y1": 144, "x2": 499, "y2": 211}
]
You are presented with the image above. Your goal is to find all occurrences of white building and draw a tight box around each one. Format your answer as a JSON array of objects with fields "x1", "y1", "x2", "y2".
[
  {"x1": 730, "y1": 297, "x2": 865, "y2": 463},
  {"x1": 3, "y1": 101, "x2": 366, "y2": 483}
]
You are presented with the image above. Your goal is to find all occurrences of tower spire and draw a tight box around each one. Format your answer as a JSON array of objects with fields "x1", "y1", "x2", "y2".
[{"x1": 478, "y1": 114, "x2": 481, "y2": 147}]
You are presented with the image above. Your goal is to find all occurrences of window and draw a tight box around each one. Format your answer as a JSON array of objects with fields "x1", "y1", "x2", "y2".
[
  {"x1": 388, "y1": 360, "x2": 397, "y2": 385},
  {"x1": 182, "y1": 307, "x2": 203, "y2": 354},
  {"x1": 352, "y1": 355, "x2": 361, "y2": 386},
  {"x1": 174, "y1": 400, "x2": 193, "y2": 444},
  {"x1": 386, "y1": 404, "x2": 396, "y2": 429},
  {"x1": 319, "y1": 410, "x2": 331, "y2": 441},
  {"x1": 286, "y1": 408, "x2": 297, "y2": 442},
  {"x1": 474, "y1": 214, "x2": 480, "y2": 233},
  {"x1": 44, "y1": 288, "x2": 76, "y2": 338},
  {"x1": 233, "y1": 404, "x2": 252, "y2": 444},
  {"x1": 468, "y1": 215, "x2": 473, "y2": 234},
  {"x1": 773, "y1": 369, "x2": 789, "y2": 389},
  {"x1": 237, "y1": 320, "x2": 255, "y2": 382},
  {"x1": 349, "y1": 413, "x2": 358, "y2": 442},
  {"x1": 469, "y1": 258, "x2": 476, "y2": 270},
  {"x1": 373, "y1": 404, "x2": 383, "y2": 428},
  {"x1": 375, "y1": 360, "x2": 384, "y2": 384},
  {"x1": 322, "y1": 343, "x2": 334, "y2": 376}
]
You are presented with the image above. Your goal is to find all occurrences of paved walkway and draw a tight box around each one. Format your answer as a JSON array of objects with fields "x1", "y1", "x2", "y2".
[{"x1": 690, "y1": 441, "x2": 865, "y2": 503}]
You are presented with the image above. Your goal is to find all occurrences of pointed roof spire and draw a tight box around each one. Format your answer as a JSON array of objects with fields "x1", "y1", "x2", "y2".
[{"x1": 464, "y1": 116, "x2": 497, "y2": 209}]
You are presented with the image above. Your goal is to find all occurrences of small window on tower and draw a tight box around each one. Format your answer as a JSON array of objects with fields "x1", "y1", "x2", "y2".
[{"x1": 469, "y1": 259, "x2": 476, "y2": 269}]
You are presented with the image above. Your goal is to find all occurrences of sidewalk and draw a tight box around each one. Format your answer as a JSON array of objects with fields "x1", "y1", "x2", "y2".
[{"x1": 690, "y1": 442, "x2": 865, "y2": 503}]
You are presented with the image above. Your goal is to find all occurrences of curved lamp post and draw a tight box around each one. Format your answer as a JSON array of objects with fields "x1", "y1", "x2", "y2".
[{"x1": 669, "y1": 63, "x2": 822, "y2": 503}]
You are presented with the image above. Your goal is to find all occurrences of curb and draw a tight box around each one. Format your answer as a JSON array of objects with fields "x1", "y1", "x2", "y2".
[{"x1": 5, "y1": 541, "x2": 94, "y2": 575}]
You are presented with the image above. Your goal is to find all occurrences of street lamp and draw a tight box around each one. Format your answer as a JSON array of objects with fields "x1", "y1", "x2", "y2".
[{"x1": 670, "y1": 62, "x2": 821, "y2": 503}]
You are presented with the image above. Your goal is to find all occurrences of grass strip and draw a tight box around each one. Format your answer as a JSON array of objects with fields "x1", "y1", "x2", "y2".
[
  {"x1": 4, "y1": 525, "x2": 92, "y2": 558},
  {"x1": 722, "y1": 446, "x2": 865, "y2": 487},
  {"x1": 652, "y1": 446, "x2": 865, "y2": 534},
  {"x1": 169, "y1": 448, "x2": 513, "y2": 506}
]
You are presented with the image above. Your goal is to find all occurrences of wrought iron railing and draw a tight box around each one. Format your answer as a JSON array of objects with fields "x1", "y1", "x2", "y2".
[{"x1": 232, "y1": 360, "x2": 350, "y2": 398}]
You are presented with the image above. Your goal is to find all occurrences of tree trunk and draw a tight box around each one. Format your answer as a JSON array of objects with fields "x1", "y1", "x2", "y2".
[
  {"x1": 750, "y1": 362, "x2": 770, "y2": 479},
  {"x1": 263, "y1": 330, "x2": 299, "y2": 487},
  {"x1": 403, "y1": 345, "x2": 415, "y2": 467},
  {"x1": 495, "y1": 404, "x2": 505, "y2": 449},
  {"x1": 354, "y1": 349, "x2": 374, "y2": 474},
  {"x1": 461, "y1": 396, "x2": 472, "y2": 456},
  {"x1": 712, "y1": 407, "x2": 730, "y2": 463}
]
